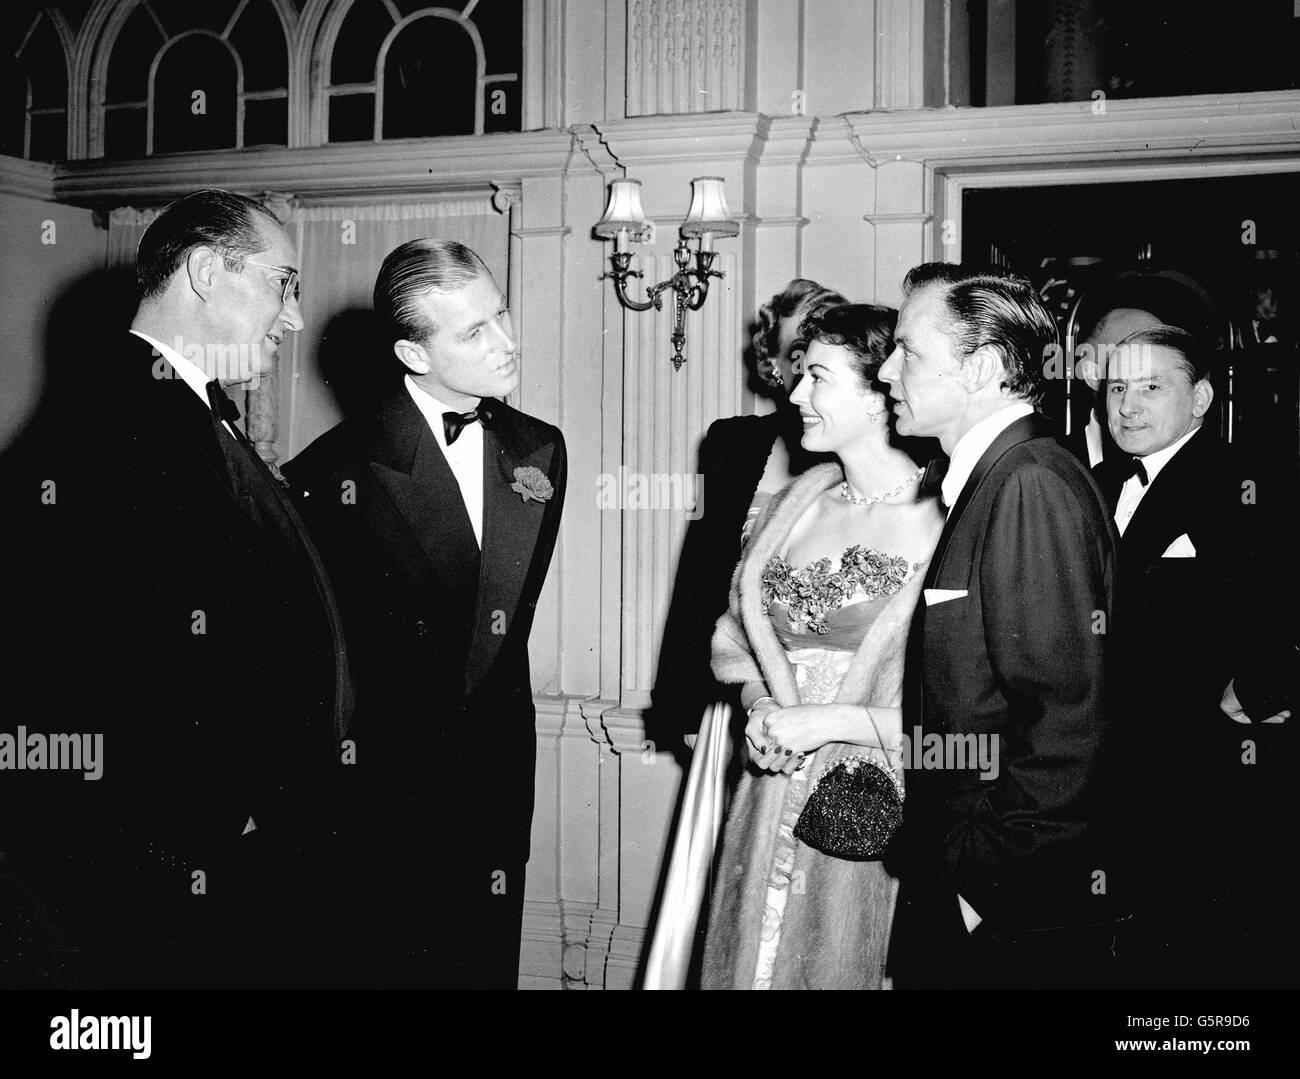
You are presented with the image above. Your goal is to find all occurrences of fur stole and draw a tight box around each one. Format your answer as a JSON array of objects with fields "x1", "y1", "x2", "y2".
[{"x1": 701, "y1": 462, "x2": 938, "y2": 989}]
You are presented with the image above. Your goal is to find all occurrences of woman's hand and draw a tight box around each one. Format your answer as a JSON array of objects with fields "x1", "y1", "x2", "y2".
[{"x1": 745, "y1": 703, "x2": 853, "y2": 775}]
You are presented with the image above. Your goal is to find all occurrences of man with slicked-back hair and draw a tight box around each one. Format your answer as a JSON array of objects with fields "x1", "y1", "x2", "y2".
[
  {"x1": 285, "y1": 239, "x2": 566, "y2": 989},
  {"x1": 880, "y1": 263, "x2": 1123, "y2": 989}
]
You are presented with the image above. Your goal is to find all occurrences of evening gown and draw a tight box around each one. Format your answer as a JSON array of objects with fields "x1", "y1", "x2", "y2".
[{"x1": 703, "y1": 533, "x2": 922, "y2": 989}]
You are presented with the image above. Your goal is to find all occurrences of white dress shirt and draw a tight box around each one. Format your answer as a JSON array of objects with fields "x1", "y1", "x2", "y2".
[
  {"x1": 1114, "y1": 425, "x2": 1200, "y2": 537},
  {"x1": 940, "y1": 401, "x2": 1036, "y2": 514},
  {"x1": 130, "y1": 329, "x2": 241, "y2": 442},
  {"x1": 1084, "y1": 413, "x2": 1104, "y2": 469},
  {"x1": 404, "y1": 375, "x2": 485, "y2": 547}
]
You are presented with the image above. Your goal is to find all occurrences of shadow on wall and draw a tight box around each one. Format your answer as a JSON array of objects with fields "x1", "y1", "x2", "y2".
[
  {"x1": 0, "y1": 265, "x2": 137, "y2": 458},
  {"x1": 311, "y1": 306, "x2": 403, "y2": 432}
]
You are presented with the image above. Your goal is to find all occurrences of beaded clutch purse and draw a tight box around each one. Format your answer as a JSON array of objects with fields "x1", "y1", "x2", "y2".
[
  {"x1": 793, "y1": 753, "x2": 903, "y2": 860},
  {"x1": 793, "y1": 709, "x2": 903, "y2": 861}
]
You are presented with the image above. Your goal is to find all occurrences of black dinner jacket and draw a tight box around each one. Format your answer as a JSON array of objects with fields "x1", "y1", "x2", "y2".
[
  {"x1": 1094, "y1": 424, "x2": 1296, "y2": 721},
  {"x1": 283, "y1": 383, "x2": 566, "y2": 862},
  {"x1": 891, "y1": 413, "x2": 1120, "y2": 946},
  {"x1": 1093, "y1": 424, "x2": 1297, "y2": 984},
  {"x1": 2, "y1": 335, "x2": 350, "y2": 987}
]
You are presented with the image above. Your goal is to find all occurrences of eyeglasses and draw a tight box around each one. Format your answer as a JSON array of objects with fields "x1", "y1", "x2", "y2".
[{"x1": 230, "y1": 256, "x2": 301, "y2": 306}]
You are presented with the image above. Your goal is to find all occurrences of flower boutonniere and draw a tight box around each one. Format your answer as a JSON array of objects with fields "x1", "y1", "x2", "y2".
[{"x1": 511, "y1": 466, "x2": 554, "y2": 504}]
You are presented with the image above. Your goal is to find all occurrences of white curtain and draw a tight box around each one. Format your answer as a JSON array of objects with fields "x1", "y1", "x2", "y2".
[
  {"x1": 105, "y1": 207, "x2": 162, "y2": 268},
  {"x1": 283, "y1": 199, "x2": 510, "y2": 458}
]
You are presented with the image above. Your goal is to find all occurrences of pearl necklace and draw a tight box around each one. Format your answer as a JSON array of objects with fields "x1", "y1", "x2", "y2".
[{"x1": 838, "y1": 466, "x2": 925, "y2": 506}]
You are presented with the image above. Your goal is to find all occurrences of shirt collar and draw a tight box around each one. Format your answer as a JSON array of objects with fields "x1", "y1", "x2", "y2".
[
  {"x1": 129, "y1": 329, "x2": 212, "y2": 404},
  {"x1": 941, "y1": 401, "x2": 1036, "y2": 511},
  {"x1": 404, "y1": 375, "x2": 480, "y2": 449},
  {"x1": 1133, "y1": 423, "x2": 1201, "y2": 486}
]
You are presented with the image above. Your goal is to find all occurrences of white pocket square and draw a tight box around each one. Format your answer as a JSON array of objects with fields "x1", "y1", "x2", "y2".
[
  {"x1": 1161, "y1": 534, "x2": 1197, "y2": 558},
  {"x1": 924, "y1": 588, "x2": 968, "y2": 606}
]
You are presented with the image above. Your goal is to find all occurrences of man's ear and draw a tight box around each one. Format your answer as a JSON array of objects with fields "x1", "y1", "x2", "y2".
[
  {"x1": 393, "y1": 339, "x2": 429, "y2": 375},
  {"x1": 185, "y1": 246, "x2": 219, "y2": 302},
  {"x1": 1191, "y1": 377, "x2": 1214, "y2": 419},
  {"x1": 959, "y1": 344, "x2": 1005, "y2": 395}
]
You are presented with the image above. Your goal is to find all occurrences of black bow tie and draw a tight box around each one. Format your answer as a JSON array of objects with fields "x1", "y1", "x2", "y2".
[
  {"x1": 206, "y1": 379, "x2": 242, "y2": 425},
  {"x1": 1117, "y1": 455, "x2": 1149, "y2": 487},
  {"x1": 442, "y1": 400, "x2": 496, "y2": 445}
]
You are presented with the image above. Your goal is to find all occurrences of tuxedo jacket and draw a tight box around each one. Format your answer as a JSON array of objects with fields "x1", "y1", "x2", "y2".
[
  {"x1": 1093, "y1": 425, "x2": 1296, "y2": 983},
  {"x1": 890, "y1": 414, "x2": 1120, "y2": 960},
  {"x1": 2, "y1": 336, "x2": 350, "y2": 986},
  {"x1": 1094, "y1": 424, "x2": 1296, "y2": 722},
  {"x1": 283, "y1": 385, "x2": 566, "y2": 867}
]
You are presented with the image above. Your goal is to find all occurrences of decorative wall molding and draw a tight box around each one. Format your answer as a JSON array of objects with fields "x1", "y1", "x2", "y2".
[
  {"x1": 519, "y1": 897, "x2": 565, "y2": 989},
  {"x1": 592, "y1": 112, "x2": 765, "y2": 168},
  {"x1": 873, "y1": 0, "x2": 928, "y2": 111},
  {"x1": 752, "y1": 115, "x2": 817, "y2": 166},
  {"x1": 753, "y1": 214, "x2": 809, "y2": 229},
  {"x1": 627, "y1": 0, "x2": 745, "y2": 118},
  {"x1": 246, "y1": 364, "x2": 279, "y2": 468},
  {"x1": 0, "y1": 155, "x2": 55, "y2": 202},
  {"x1": 864, "y1": 211, "x2": 934, "y2": 225},
  {"x1": 846, "y1": 90, "x2": 1300, "y2": 168},
  {"x1": 50, "y1": 131, "x2": 577, "y2": 208}
]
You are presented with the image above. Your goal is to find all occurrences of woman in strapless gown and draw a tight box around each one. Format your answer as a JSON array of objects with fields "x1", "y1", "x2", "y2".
[{"x1": 701, "y1": 304, "x2": 943, "y2": 989}]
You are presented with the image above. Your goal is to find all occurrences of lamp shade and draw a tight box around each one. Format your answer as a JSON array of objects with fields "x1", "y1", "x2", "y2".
[
  {"x1": 680, "y1": 176, "x2": 739, "y2": 239},
  {"x1": 594, "y1": 179, "x2": 647, "y2": 238}
]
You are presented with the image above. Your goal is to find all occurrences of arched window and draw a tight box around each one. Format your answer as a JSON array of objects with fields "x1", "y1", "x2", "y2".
[
  {"x1": 100, "y1": 0, "x2": 289, "y2": 158},
  {"x1": 325, "y1": 0, "x2": 521, "y2": 143},
  {"x1": 1, "y1": 4, "x2": 70, "y2": 161}
]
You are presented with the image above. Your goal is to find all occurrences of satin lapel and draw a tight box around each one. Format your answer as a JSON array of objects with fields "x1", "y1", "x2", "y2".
[
  {"x1": 461, "y1": 410, "x2": 557, "y2": 696},
  {"x1": 1093, "y1": 459, "x2": 1124, "y2": 514},
  {"x1": 926, "y1": 414, "x2": 1049, "y2": 587},
  {"x1": 369, "y1": 393, "x2": 481, "y2": 595},
  {"x1": 136, "y1": 351, "x2": 254, "y2": 521}
]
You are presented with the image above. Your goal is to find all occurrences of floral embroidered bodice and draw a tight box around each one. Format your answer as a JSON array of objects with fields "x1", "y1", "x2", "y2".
[{"x1": 761, "y1": 546, "x2": 921, "y2": 647}]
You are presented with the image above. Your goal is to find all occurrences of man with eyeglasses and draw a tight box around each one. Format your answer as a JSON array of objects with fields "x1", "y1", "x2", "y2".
[{"x1": 3, "y1": 189, "x2": 353, "y2": 988}]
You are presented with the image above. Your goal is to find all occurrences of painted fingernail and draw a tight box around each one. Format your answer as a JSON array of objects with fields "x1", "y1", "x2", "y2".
[
  {"x1": 759, "y1": 745, "x2": 767, "y2": 755},
  {"x1": 784, "y1": 748, "x2": 793, "y2": 756}
]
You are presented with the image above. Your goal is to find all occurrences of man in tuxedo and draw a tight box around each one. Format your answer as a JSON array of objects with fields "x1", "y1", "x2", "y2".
[
  {"x1": 1096, "y1": 325, "x2": 1295, "y2": 986},
  {"x1": 881, "y1": 263, "x2": 1122, "y2": 989},
  {"x1": 3, "y1": 190, "x2": 351, "y2": 987},
  {"x1": 1065, "y1": 270, "x2": 1220, "y2": 468},
  {"x1": 1068, "y1": 306, "x2": 1162, "y2": 467},
  {"x1": 284, "y1": 239, "x2": 566, "y2": 988}
]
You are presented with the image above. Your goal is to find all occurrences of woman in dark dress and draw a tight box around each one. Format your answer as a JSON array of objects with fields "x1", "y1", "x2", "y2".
[{"x1": 651, "y1": 280, "x2": 847, "y2": 740}]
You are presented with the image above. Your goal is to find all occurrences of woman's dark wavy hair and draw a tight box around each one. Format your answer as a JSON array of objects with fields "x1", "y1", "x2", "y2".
[
  {"x1": 752, "y1": 278, "x2": 847, "y2": 389},
  {"x1": 801, "y1": 303, "x2": 898, "y2": 388},
  {"x1": 902, "y1": 262, "x2": 1056, "y2": 406}
]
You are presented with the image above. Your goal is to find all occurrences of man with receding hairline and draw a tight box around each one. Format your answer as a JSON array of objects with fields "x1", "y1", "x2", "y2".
[
  {"x1": 285, "y1": 238, "x2": 566, "y2": 988},
  {"x1": 1095, "y1": 324, "x2": 1296, "y2": 986},
  {"x1": 4, "y1": 189, "x2": 351, "y2": 988}
]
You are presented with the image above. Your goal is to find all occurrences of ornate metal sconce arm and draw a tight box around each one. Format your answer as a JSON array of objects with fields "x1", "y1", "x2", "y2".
[{"x1": 604, "y1": 244, "x2": 726, "y2": 368}]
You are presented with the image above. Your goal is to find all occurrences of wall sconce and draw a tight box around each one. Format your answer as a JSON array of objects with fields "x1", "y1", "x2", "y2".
[{"x1": 595, "y1": 176, "x2": 739, "y2": 369}]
